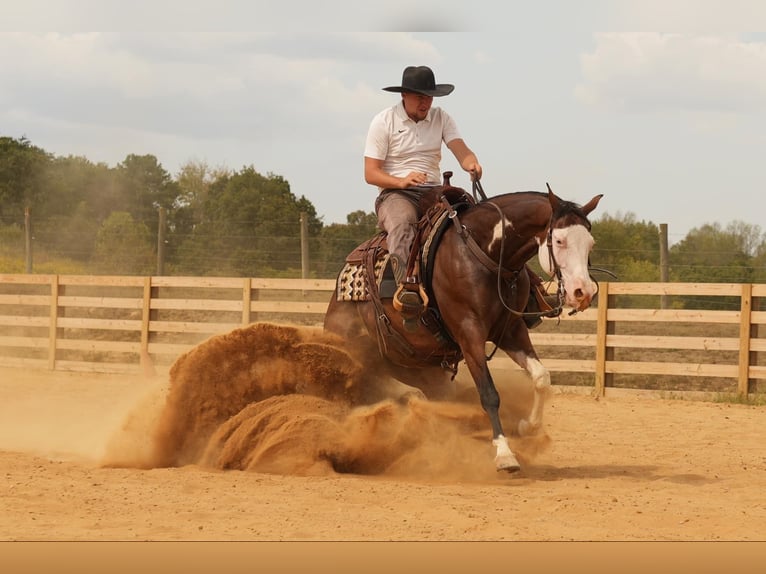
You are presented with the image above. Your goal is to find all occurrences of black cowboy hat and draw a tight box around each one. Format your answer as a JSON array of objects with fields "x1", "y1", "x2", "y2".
[{"x1": 382, "y1": 65, "x2": 455, "y2": 97}]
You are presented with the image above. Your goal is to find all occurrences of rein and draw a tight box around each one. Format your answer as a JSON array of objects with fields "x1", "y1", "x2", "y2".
[
  {"x1": 485, "y1": 200, "x2": 566, "y2": 320},
  {"x1": 452, "y1": 181, "x2": 608, "y2": 359},
  {"x1": 472, "y1": 178, "x2": 488, "y2": 202},
  {"x1": 466, "y1": 182, "x2": 568, "y2": 321}
]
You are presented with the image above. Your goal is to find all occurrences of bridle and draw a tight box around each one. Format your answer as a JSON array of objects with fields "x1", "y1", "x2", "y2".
[
  {"x1": 451, "y1": 180, "x2": 612, "y2": 322},
  {"x1": 472, "y1": 179, "x2": 617, "y2": 320},
  {"x1": 469, "y1": 180, "x2": 570, "y2": 320},
  {"x1": 493, "y1": 201, "x2": 571, "y2": 319},
  {"x1": 439, "y1": 179, "x2": 614, "y2": 362}
]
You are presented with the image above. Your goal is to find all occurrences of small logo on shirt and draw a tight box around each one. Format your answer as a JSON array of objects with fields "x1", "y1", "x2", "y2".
[{"x1": 397, "y1": 129, "x2": 406, "y2": 133}]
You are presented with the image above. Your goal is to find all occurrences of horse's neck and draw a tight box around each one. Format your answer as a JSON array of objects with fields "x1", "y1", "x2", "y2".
[
  {"x1": 465, "y1": 194, "x2": 550, "y2": 266},
  {"x1": 513, "y1": 238, "x2": 543, "y2": 266}
]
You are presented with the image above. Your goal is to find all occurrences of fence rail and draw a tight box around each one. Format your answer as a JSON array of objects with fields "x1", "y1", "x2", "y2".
[{"x1": 1, "y1": 274, "x2": 764, "y2": 398}]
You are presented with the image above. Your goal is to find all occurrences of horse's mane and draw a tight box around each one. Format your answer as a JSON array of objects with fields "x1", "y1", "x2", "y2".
[
  {"x1": 550, "y1": 197, "x2": 594, "y2": 229},
  {"x1": 417, "y1": 187, "x2": 593, "y2": 231},
  {"x1": 485, "y1": 191, "x2": 593, "y2": 228}
]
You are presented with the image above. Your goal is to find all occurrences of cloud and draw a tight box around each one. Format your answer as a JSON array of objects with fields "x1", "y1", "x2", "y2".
[
  {"x1": 603, "y1": 0, "x2": 766, "y2": 33},
  {"x1": 0, "y1": 32, "x2": 440, "y2": 144},
  {"x1": 574, "y1": 33, "x2": 766, "y2": 114},
  {"x1": 4, "y1": 0, "x2": 477, "y2": 33}
]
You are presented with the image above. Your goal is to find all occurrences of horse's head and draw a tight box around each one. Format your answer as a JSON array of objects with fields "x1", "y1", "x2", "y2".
[{"x1": 537, "y1": 186, "x2": 603, "y2": 312}]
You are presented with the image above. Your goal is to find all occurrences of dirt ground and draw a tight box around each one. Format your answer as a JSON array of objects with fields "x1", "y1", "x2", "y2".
[{"x1": 1, "y1": 323, "x2": 765, "y2": 542}]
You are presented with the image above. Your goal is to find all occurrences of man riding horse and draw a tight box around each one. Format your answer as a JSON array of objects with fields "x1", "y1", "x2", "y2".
[
  {"x1": 332, "y1": 65, "x2": 604, "y2": 473},
  {"x1": 364, "y1": 65, "x2": 547, "y2": 332}
]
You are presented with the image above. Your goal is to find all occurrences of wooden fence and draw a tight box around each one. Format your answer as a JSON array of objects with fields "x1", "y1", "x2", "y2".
[{"x1": 1, "y1": 274, "x2": 764, "y2": 398}]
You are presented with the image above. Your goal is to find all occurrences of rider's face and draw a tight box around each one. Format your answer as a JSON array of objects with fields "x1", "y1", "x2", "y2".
[{"x1": 402, "y1": 92, "x2": 433, "y2": 122}]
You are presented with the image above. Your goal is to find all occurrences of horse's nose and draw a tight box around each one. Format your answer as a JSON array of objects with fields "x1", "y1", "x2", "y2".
[{"x1": 568, "y1": 280, "x2": 596, "y2": 310}]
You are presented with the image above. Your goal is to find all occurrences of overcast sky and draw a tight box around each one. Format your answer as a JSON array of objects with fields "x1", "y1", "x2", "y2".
[{"x1": 3, "y1": 1, "x2": 766, "y2": 244}]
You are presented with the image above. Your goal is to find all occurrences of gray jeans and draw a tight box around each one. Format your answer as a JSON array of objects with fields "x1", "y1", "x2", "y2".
[{"x1": 375, "y1": 189, "x2": 425, "y2": 263}]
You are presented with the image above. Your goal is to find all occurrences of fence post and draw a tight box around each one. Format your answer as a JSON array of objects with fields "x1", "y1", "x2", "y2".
[
  {"x1": 242, "y1": 278, "x2": 252, "y2": 325},
  {"x1": 594, "y1": 281, "x2": 610, "y2": 396},
  {"x1": 659, "y1": 223, "x2": 669, "y2": 309},
  {"x1": 25, "y1": 207, "x2": 33, "y2": 273},
  {"x1": 140, "y1": 276, "x2": 152, "y2": 374},
  {"x1": 300, "y1": 212, "x2": 309, "y2": 296},
  {"x1": 157, "y1": 207, "x2": 167, "y2": 275},
  {"x1": 737, "y1": 283, "x2": 753, "y2": 397},
  {"x1": 48, "y1": 275, "x2": 59, "y2": 370}
]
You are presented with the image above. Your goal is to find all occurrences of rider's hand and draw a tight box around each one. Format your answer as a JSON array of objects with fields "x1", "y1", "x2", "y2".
[
  {"x1": 399, "y1": 171, "x2": 428, "y2": 188},
  {"x1": 467, "y1": 163, "x2": 483, "y2": 181}
]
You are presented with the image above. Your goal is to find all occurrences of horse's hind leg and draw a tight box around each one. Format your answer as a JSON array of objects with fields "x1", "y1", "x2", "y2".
[{"x1": 387, "y1": 364, "x2": 456, "y2": 401}]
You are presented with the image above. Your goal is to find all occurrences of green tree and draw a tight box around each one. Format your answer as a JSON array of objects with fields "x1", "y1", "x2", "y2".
[
  {"x1": 670, "y1": 222, "x2": 755, "y2": 284},
  {"x1": 316, "y1": 210, "x2": 378, "y2": 277},
  {"x1": 173, "y1": 166, "x2": 322, "y2": 276},
  {"x1": 590, "y1": 212, "x2": 661, "y2": 282},
  {"x1": 36, "y1": 155, "x2": 94, "y2": 219},
  {"x1": 167, "y1": 160, "x2": 232, "y2": 270},
  {"x1": 80, "y1": 162, "x2": 123, "y2": 224},
  {"x1": 669, "y1": 221, "x2": 760, "y2": 309},
  {"x1": 92, "y1": 212, "x2": 154, "y2": 275},
  {"x1": 173, "y1": 160, "x2": 233, "y2": 228},
  {"x1": 35, "y1": 201, "x2": 100, "y2": 262},
  {"x1": 32, "y1": 156, "x2": 115, "y2": 261},
  {"x1": 0, "y1": 136, "x2": 52, "y2": 220},
  {"x1": 116, "y1": 154, "x2": 179, "y2": 231},
  {"x1": 752, "y1": 240, "x2": 766, "y2": 284}
]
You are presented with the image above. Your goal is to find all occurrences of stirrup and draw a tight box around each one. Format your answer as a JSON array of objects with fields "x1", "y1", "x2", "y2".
[
  {"x1": 393, "y1": 284, "x2": 424, "y2": 315},
  {"x1": 397, "y1": 296, "x2": 422, "y2": 333},
  {"x1": 393, "y1": 283, "x2": 427, "y2": 333}
]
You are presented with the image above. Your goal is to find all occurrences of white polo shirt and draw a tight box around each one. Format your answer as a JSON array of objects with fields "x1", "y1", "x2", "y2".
[{"x1": 364, "y1": 101, "x2": 462, "y2": 189}]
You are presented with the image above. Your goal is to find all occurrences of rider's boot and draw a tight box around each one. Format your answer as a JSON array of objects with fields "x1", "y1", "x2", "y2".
[
  {"x1": 523, "y1": 266, "x2": 556, "y2": 329},
  {"x1": 523, "y1": 290, "x2": 543, "y2": 329},
  {"x1": 390, "y1": 253, "x2": 424, "y2": 332}
]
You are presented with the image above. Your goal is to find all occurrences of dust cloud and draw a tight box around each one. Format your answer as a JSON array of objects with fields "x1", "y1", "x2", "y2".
[
  {"x1": 0, "y1": 367, "x2": 160, "y2": 464},
  {"x1": 99, "y1": 322, "x2": 551, "y2": 480},
  {"x1": 0, "y1": 322, "x2": 549, "y2": 479}
]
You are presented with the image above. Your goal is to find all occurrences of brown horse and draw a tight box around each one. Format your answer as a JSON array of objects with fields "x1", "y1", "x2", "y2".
[{"x1": 324, "y1": 184, "x2": 603, "y2": 472}]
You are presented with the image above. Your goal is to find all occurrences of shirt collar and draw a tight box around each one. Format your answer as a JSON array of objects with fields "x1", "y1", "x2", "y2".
[{"x1": 395, "y1": 100, "x2": 432, "y2": 124}]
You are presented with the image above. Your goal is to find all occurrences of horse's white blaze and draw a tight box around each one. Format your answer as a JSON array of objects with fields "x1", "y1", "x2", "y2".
[
  {"x1": 536, "y1": 237, "x2": 554, "y2": 276},
  {"x1": 540, "y1": 225, "x2": 597, "y2": 309}
]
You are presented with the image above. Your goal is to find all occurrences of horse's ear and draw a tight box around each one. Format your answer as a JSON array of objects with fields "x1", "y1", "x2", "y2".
[
  {"x1": 546, "y1": 182, "x2": 561, "y2": 210},
  {"x1": 580, "y1": 194, "x2": 604, "y2": 216}
]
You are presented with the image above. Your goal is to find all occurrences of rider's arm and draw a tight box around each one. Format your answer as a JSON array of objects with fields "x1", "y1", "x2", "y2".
[
  {"x1": 447, "y1": 138, "x2": 483, "y2": 180},
  {"x1": 364, "y1": 157, "x2": 428, "y2": 190}
]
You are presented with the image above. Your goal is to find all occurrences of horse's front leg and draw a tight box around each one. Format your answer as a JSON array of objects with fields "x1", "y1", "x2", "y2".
[
  {"x1": 506, "y1": 349, "x2": 551, "y2": 437},
  {"x1": 462, "y1": 345, "x2": 521, "y2": 473}
]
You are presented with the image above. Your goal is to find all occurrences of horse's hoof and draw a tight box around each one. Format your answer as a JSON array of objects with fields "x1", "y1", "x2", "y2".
[{"x1": 495, "y1": 454, "x2": 521, "y2": 473}]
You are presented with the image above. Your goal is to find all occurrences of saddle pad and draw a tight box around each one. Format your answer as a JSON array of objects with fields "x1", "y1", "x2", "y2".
[{"x1": 336, "y1": 254, "x2": 390, "y2": 302}]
